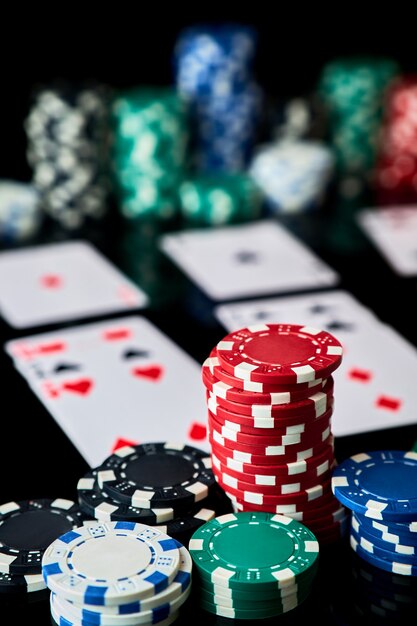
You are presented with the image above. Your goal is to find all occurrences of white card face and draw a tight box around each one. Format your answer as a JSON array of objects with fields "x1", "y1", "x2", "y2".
[
  {"x1": 358, "y1": 206, "x2": 417, "y2": 276},
  {"x1": 0, "y1": 241, "x2": 148, "y2": 328},
  {"x1": 215, "y1": 291, "x2": 417, "y2": 437},
  {"x1": 160, "y1": 220, "x2": 339, "y2": 301},
  {"x1": 5, "y1": 317, "x2": 208, "y2": 467}
]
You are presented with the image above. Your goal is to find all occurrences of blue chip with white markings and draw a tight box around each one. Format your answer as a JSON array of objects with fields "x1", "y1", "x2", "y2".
[
  {"x1": 332, "y1": 451, "x2": 417, "y2": 522},
  {"x1": 42, "y1": 521, "x2": 181, "y2": 606},
  {"x1": 352, "y1": 511, "x2": 417, "y2": 546},
  {"x1": 352, "y1": 514, "x2": 417, "y2": 558},
  {"x1": 351, "y1": 524, "x2": 417, "y2": 566},
  {"x1": 350, "y1": 532, "x2": 417, "y2": 577}
]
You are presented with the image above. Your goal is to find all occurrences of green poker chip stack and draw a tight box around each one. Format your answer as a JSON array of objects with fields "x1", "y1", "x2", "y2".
[
  {"x1": 111, "y1": 88, "x2": 188, "y2": 220},
  {"x1": 189, "y1": 512, "x2": 319, "y2": 619},
  {"x1": 318, "y1": 58, "x2": 398, "y2": 179},
  {"x1": 179, "y1": 173, "x2": 262, "y2": 226}
]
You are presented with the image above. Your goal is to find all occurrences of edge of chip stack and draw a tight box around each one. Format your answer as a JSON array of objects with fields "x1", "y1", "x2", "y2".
[
  {"x1": 0, "y1": 498, "x2": 83, "y2": 599},
  {"x1": 332, "y1": 450, "x2": 417, "y2": 578}
]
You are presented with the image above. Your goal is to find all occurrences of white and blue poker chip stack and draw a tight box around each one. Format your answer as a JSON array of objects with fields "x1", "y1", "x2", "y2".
[
  {"x1": 0, "y1": 181, "x2": 41, "y2": 242},
  {"x1": 174, "y1": 25, "x2": 262, "y2": 173},
  {"x1": 332, "y1": 451, "x2": 417, "y2": 577},
  {"x1": 42, "y1": 521, "x2": 193, "y2": 626},
  {"x1": 249, "y1": 140, "x2": 334, "y2": 214},
  {"x1": 25, "y1": 86, "x2": 110, "y2": 230}
]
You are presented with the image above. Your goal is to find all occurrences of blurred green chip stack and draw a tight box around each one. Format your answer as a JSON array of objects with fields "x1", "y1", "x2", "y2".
[
  {"x1": 179, "y1": 173, "x2": 262, "y2": 226},
  {"x1": 112, "y1": 88, "x2": 188, "y2": 220},
  {"x1": 318, "y1": 58, "x2": 398, "y2": 178}
]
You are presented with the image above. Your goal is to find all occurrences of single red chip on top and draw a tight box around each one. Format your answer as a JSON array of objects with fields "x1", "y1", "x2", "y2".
[{"x1": 216, "y1": 324, "x2": 343, "y2": 385}]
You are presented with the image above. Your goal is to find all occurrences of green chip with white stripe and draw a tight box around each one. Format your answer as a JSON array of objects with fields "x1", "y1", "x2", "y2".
[{"x1": 189, "y1": 512, "x2": 319, "y2": 591}]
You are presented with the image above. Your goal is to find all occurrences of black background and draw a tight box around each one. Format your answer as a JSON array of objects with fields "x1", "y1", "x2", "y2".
[
  {"x1": 1, "y1": 13, "x2": 417, "y2": 623},
  {"x1": 1, "y1": 13, "x2": 417, "y2": 177}
]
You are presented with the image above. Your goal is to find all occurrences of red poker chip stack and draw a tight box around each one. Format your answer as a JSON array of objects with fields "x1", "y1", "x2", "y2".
[
  {"x1": 201, "y1": 324, "x2": 347, "y2": 545},
  {"x1": 375, "y1": 77, "x2": 417, "y2": 205}
]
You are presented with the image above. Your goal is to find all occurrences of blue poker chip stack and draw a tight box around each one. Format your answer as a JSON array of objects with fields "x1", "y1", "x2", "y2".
[
  {"x1": 174, "y1": 25, "x2": 262, "y2": 172},
  {"x1": 332, "y1": 451, "x2": 417, "y2": 577}
]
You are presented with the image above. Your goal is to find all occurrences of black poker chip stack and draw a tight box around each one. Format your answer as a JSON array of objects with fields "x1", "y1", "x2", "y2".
[
  {"x1": 0, "y1": 498, "x2": 84, "y2": 599},
  {"x1": 25, "y1": 84, "x2": 110, "y2": 230},
  {"x1": 77, "y1": 442, "x2": 232, "y2": 546}
]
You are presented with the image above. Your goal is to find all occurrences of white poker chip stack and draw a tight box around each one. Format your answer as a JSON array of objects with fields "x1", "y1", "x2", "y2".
[
  {"x1": 0, "y1": 181, "x2": 41, "y2": 242},
  {"x1": 42, "y1": 520, "x2": 192, "y2": 626},
  {"x1": 250, "y1": 140, "x2": 334, "y2": 214}
]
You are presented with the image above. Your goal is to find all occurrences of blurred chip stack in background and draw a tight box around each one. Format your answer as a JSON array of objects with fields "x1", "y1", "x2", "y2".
[
  {"x1": 0, "y1": 181, "x2": 41, "y2": 243},
  {"x1": 272, "y1": 97, "x2": 327, "y2": 144},
  {"x1": 19, "y1": 31, "x2": 412, "y2": 240},
  {"x1": 250, "y1": 140, "x2": 334, "y2": 214},
  {"x1": 248, "y1": 93, "x2": 335, "y2": 215},
  {"x1": 111, "y1": 89, "x2": 188, "y2": 221},
  {"x1": 374, "y1": 77, "x2": 417, "y2": 205},
  {"x1": 318, "y1": 58, "x2": 399, "y2": 202},
  {"x1": 179, "y1": 173, "x2": 262, "y2": 225},
  {"x1": 25, "y1": 85, "x2": 110, "y2": 230},
  {"x1": 174, "y1": 25, "x2": 262, "y2": 173}
]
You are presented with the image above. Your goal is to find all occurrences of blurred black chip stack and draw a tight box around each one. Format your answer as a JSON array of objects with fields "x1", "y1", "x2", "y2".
[{"x1": 25, "y1": 85, "x2": 110, "y2": 230}]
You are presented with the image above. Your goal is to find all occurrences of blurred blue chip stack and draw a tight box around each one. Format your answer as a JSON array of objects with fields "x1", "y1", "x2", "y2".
[{"x1": 174, "y1": 25, "x2": 262, "y2": 172}]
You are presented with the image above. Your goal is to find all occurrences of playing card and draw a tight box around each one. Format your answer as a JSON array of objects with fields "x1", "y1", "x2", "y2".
[
  {"x1": 357, "y1": 206, "x2": 417, "y2": 276},
  {"x1": 160, "y1": 220, "x2": 339, "y2": 301},
  {"x1": 215, "y1": 291, "x2": 417, "y2": 437},
  {"x1": 215, "y1": 290, "x2": 378, "y2": 331},
  {"x1": 0, "y1": 241, "x2": 148, "y2": 328},
  {"x1": 6, "y1": 317, "x2": 208, "y2": 466}
]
